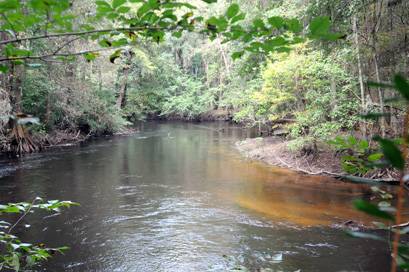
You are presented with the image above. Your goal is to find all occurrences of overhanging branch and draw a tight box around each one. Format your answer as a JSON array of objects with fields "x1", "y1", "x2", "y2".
[
  {"x1": 0, "y1": 47, "x2": 125, "y2": 62},
  {"x1": 0, "y1": 26, "x2": 170, "y2": 46}
]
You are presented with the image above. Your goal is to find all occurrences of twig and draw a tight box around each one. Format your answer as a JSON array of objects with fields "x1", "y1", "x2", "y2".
[
  {"x1": 0, "y1": 26, "x2": 173, "y2": 46},
  {"x1": 52, "y1": 37, "x2": 82, "y2": 55},
  {"x1": 8, "y1": 198, "x2": 37, "y2": 234},
  {"x1": 391, "y1": 222, "x2": 409, "y2": 228},
  {"x1": 0, "y1": 47, "x2": 124, "y2": 62}
]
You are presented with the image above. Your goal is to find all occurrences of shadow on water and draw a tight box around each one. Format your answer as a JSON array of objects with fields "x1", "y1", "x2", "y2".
[{"x1": 0, "y1": 121, "x2": 393, "y2": 271}]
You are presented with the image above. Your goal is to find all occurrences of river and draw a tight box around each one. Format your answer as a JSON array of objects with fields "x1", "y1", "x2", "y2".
[{"x1": 0, "y1": 122, "x2": 392, "y2": 271}]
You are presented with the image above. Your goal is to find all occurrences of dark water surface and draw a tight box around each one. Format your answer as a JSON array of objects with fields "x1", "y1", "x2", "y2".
[{"x1": 0, "y1": 122, "x2": 391, "y2": 271}]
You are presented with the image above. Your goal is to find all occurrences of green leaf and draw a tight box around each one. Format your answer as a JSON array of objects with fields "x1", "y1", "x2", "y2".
[
  {"x1": 206, "y1": 16, "x2": 228, "y2": 32},
  {"x1": 231, "y1": 13, "x2": 245, "y2": 24},
  {"x1": 96, "y1": 0, "x2": 111, "y2": 7},
  {"x1": 309, "y1": 16, "x2": 331, "y2": 37},
  {"x1": 11, "y1": 253, "x2": 20, "y2": 271},
  {"x1": 347, "y1": 231, "x2": 385, "y2": 241},
  {"x1": 0, "y1": 0, "x2": 19, "y2": 11},
  {"x1": 394, "y1": 75, "x2": 409, "y2": 101},
  {"x1": 360, "y1": 112, "x2": 391, "y2": 120},
  {"x1": 117, "y1": 6, "x2": 130, "y2": 13},
  {"x1": 0, "y1": 205, "x2": 20, "y2": 213},
  {"x1": 226, "y1": 3, "x2": 239, "y2": 19},
  {"x1": 202, "y1": 0, "x2": 217, "y2": 3},
  {"x1": 137, "y1": 2, "x2": 152, "y2": 17},
  {"x1": 368, "y1": 153, "x2": 383, "y2": 162},
  {"x1": 0, "y1": 64, "x2": 9, "y2": 73},
  {"x1": 358, "y1": 140, "x2": 369, "y2": 150},
  {"x1": 109, "y1": 49, "x2": 122, "y2": 63},
  {"x1": 374, "y1": 136, "x2": 405, "y2": 170},
  {"x1": 112, "y1": 0, "x2": 126, "y2": 9},
  {"x1": 262, "y1": 37, "x2": 288, "y2": 51},
  {"x1": 172, "y1": 31, "x2": 183, "y2": 38},
  {"x1": 268, "y1": 16, "x2": 284, "y2": 28},
  {"x1": 99, "y1": 39, "x2": 112, "y2": 47},
  {"x1": 253, "y1": 18, "x2": 266, "y2": 29},
  {"x1": 84, "y1": 52, "x2": 98, "y2": 62},
  {"x1": 231, "y1": 51, "x2": 244, "y2": 60},
  {"x1": 286, "y1": 18, "x2": 302, "y2": 33},
  {"x1": 111, "y1": 38, "x2": 128, "y2": 47},
  {"x1": 354, "y1": 199, "x2": 395, "y2": 221}
]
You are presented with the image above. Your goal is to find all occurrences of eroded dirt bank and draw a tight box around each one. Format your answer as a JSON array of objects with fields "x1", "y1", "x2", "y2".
[{"x1": 236, "y1": 136, "x2": 398, "y2": 184}]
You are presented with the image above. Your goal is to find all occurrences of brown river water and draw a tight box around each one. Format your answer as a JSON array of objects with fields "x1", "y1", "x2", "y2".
[{"x1": 0, "y1": 122, "x2": 394, "y2": 271}]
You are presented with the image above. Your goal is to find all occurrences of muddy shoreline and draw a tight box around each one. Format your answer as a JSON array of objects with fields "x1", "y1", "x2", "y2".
[{"x1": 235, "y1": 136, "x2": 399, "y2": 185}]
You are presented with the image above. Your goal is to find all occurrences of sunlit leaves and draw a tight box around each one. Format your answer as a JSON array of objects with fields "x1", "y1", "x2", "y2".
[
  {"x1": 112, "y1": 0, "x2": 126, "y2": 9},
  {"x1": 226, "y1": 3, "x2": 239, "y2": 19},
  {"x1": 0, "y1": 198, "x2": 77, "y2": 271},
  {"x1": 286, "y1": 18, "x2": 302, "y2": 33},
  {"x1": 253, "y1": 18, "x2": 266, "y2": 30},
  {"x1": 117, "y1": 6, "x2": 131, "y2": 13},
  {"x1": 4, "y1": 45, "x2": 31, "y2": 58},
  {"x1": 109, "y1": 49, "x2": 122, "y2": 63},
  {"x1": 99, "y1": 39, "x2": 113, "y2": 47},
  {"x1": 268, "y1": 16, "x2": 284, "y2": 29},
  {"x1": 308, "y1": 16, "x2": 342, "y2": 40},
  {"x1": 0, "y1": 0, "x2": 19, "y2": 10},
  {"x1": 172, "y1": 31, "x2": 183, "y2": 38},
  {"x1": 0, "y1": 199, "x2": 79, "y2": 214},
  {"x1": 230, "y1": 12, "x2": 245, "y2": 24},
  {"x1": 309, "y1": 16, "x2": 331, "y2": 36},
  {"x1": 367, "y1": 153, "x2": 383, "y2": 162},
  {"x1": 231, "y1": 51, "x2": 244, "y2": 60},
  {"x1": 206, "y1": 16, "x2": 228, "y2": 32},
  {"x1": 96, "y1": 1, "x2": 113, "y2": 13},
  {"x1": 84, "y1": 52, "x2": 98, "y2": 62},
  {"x1": 0, "y1": 0, "x2": 341, "y2": 66},
  {"x1": 328, "y1": 135, "x2": 381, "y2": 175}
]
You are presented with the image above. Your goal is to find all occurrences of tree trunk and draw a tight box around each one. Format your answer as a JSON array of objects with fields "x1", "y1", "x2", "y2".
[
  {"x1": 116, "y1": 64, "x2": 131, "y2": 109},
  {"x1": 330, "y1": 75, "x2": 337, "y2": 120},
  {"x1": 353, "y1": 15, "x2": 367, "y2": 138},
  {"x1": 374, "y1": 54, "x2": 385, "y2": 137},
  {"x1": 45, "y1": 63, "x2": 53, "y2": 128},
  {"x1": 10, "y1": 63, "x2": 24, "y2": 113},
  {"x1": 98, "y1": 65, "x2": 102, "y2": 92},
  {"x1": 216, "y1": 37, "x2": 231, "y2": 78}
]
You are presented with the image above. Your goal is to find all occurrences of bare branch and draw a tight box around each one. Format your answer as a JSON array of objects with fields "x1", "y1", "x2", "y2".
[
  {"x1": 0, "y1": 47, "x2": 125, "y2": 62},
  {"x1": 52, "y1": 37, "x2": 82, "y2": 55}
]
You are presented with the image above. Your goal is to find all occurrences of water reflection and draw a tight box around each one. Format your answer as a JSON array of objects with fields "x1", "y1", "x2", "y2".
[{"x1": 0, "y1": 122, "x2": 392, "y2": 271}]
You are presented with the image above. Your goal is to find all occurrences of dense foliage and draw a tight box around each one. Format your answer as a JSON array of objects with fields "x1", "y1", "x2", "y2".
[{"x1": 0, "y1": 198, "x2": 78, "y2": 271}]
